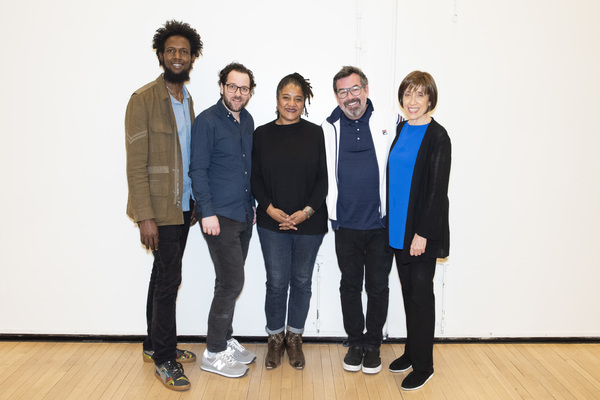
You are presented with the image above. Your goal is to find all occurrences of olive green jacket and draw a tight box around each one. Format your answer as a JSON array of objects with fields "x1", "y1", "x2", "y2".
[{"x1": 125, "y1": 75, "x2": 194, "y2": 226}]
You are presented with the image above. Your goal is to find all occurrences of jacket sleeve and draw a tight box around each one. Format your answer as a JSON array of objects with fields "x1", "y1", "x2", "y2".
[
  {"x1": 189, "y1": 114, "x2": 215, "y2": 218},
  {"x1": 125, "y1": 93, "x2": 154, "y2": 223},
  {"x1": 415, "y1": 129, "x2": 451, "y2": 240}
]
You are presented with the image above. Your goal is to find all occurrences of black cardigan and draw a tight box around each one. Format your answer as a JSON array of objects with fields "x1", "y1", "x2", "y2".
[{"x1": 387, "y1": 118, "x2": 451, "y2": 264}]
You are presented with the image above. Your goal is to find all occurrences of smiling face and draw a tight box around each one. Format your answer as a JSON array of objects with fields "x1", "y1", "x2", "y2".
[
  {"x1": 276, "y1": 84, "x2": 304, "y2": 125},
  {"x1": 335, "y1": 73, "x2": 369, "y2": 120},
  {"x1": 219, "y1": 70, "x2": 251, "y2": 113},
  {"x1": 402, "y1": 85, "x2": 431, "y2": 125},
  {"x1": 158, "y1": 35, "x2": 195, "y2": 83}
]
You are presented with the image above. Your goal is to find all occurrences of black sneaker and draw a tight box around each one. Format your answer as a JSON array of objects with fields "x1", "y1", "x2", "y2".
[
  {"x1": 401, "y1": 369, "x2": 434, "y2": 391},
  {"x1": 155, "y1": 360, "x2": 191, "y2": 391},
  {"x1": 361, "y1": 347, "x2": 382, "y2": 374},
  {"x1": 342, "y1": 346, "x2": 363, "y2": 372},
  {"x1": 389, "y1": 354, "x2": 412, "y2": 372}
]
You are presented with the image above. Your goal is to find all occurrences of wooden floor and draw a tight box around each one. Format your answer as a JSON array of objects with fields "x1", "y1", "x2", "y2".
[{"x1": 1, "y1": 341, "x2": 599, "y2": 399}]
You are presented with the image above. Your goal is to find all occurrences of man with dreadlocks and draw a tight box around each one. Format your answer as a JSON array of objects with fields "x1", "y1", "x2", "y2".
[
  {"x1": 125, "y1": 20, "x2": 202, "y2": 391},
  {"x1": 251, "y1": 73, "x2": 328, "y2": 371}
]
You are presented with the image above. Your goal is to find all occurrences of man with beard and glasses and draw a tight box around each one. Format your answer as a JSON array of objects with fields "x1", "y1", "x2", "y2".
[
  {"x1": 125, "y1": 20, "x2": 202, "y2": 392},
  {"x1": 322, "y1": 66, "x2": 401, "y2": 375},
  {"x1": 189, "y1": 62, "x2": 257, "y2": 378}
]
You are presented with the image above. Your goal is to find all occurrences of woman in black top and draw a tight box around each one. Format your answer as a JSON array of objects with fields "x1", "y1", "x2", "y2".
[{"x1": 251, "y1": 73, "x2": 328, "y2": 370}]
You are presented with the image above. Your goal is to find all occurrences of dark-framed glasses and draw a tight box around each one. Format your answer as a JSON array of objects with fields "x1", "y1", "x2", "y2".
[
  {"x1": 224, "y1": 83, "x2": 250, "y2": 95},
  {"x1": 337, "y1": 85, "x2": 363, "y2": 99}
]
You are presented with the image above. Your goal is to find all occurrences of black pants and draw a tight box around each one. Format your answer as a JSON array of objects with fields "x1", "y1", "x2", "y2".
[
  {"x1": 334, "y1": 227, "x2": 394, "y2": 348},
  {"x1": 395, "y1": 250, "x2": 436, "y2": 371},
  {"x1": 143, "y1": 210, "x2": 192, "y2": 366},
  {"x1": 203, "y1": 215, "x2": 253, "y2": 353}
]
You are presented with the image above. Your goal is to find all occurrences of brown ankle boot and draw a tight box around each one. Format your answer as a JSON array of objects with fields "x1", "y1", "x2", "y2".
[
  {"x1": 285, "y1": 331, "x2": 305, "y2": 369},
  {"x1": 265, "y1": 332, "x2": 286, "y2": 369}
]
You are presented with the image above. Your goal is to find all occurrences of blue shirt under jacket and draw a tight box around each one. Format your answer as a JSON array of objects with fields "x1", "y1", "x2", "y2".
[{"x1": 170, "y1": 85, "x2": 193, "y2": 211}]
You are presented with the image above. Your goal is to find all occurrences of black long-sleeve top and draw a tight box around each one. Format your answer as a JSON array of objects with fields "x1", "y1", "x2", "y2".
[{"x1": 251, "y1": 119, "x2": 328, "y2": 235}]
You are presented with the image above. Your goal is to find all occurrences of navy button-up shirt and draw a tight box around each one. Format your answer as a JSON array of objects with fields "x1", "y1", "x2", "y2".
[{"x1": 190, "y1": 99, "x2": 254, "y2": 223}]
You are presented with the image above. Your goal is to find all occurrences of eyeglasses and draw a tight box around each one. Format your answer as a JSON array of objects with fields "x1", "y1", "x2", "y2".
[
  {"x1": 224, "y1": 83, "x2": 250, "y2": 95},
  {"x1": 336, "y1": 85, "x2": 364, "y2": 99}
]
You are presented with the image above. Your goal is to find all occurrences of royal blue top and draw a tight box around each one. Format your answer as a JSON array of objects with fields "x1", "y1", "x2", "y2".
[
  {"x1": 388, "y1": 122, "x2": 428, "y2": 248},
  {"x1": 189, "y1": 99, "x2": 255, "y2": 223}
]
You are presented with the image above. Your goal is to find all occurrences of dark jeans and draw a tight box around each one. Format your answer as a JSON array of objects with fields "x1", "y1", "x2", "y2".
[
  {"x1": 257, "y1": 226, "x2": 325, "y2": 334},
  {"x1": 395, "y1": 250, "x2": 436, "y2": 371},
  {"x1": 203, "y1": 215, "x2": 253, "y2": 353},
  {"x1": 334, "y1": 227, "x2": 393, "y2": 348},
  {"x1": 143, "y1": 210, "x2": 192, "y2": 366}
]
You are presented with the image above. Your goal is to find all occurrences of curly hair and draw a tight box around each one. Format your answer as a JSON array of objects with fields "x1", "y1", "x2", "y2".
[
  {"x1": 218, "y1": 62, "x2": 256, "y2": 94},
  {"x1": 332, "y1": 66, "x2": 368, "y2": 93},
  {"x1": 152, "y1": 20, "x2": 203, "y2": 65},
  {"x1": 276, "y1": 72, "x2": 314, "y2": 117}
]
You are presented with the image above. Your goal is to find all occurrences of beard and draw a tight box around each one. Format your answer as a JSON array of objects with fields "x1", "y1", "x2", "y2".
[
  {"x1": 223, "y1": 95, "x2": 249, "y2": 113},
  {"x1": 342, "y1": 98, "x2": 366, "y2": 119},
  {"x1": 162, "y1": 64, "x2": 192, "y2": 84}
]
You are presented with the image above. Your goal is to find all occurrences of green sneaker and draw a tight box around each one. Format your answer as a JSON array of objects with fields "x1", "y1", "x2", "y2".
[
  {"x1": 143, "y1": 348, "x2": 196, "y2": 363},
  {"x1": 155, "y1": 360, "x2": 191, "y2": 391}
]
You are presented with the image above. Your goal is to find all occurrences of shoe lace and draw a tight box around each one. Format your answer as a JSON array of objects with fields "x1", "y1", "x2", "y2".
[
  {"x1": 163, "y1": 360, "x2": 185, "y2": 378},
  {"x1": 217, "y1": 348, "x2": 239, "y2": 366},
  {"x1": 228, "y1": 338, "x2": 246, "y2": 352}
]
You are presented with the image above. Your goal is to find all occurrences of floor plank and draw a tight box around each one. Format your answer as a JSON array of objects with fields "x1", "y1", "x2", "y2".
[{"x1": 0, "y1": 341, "x2": 599, "y2": 399}]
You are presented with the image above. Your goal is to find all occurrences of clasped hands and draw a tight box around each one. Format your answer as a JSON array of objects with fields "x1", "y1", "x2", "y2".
[{"x1": 267, "y1": 204, "x2": 306, "y2": 231}]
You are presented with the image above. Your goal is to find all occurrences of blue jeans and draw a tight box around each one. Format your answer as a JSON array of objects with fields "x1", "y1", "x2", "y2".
[
  {"x1": 257, "y1": 226, "x2": 325, "y2": 334},
  {"x1": 334, "y1": 227, "x2": 393, "y2": 348},
  {"x1": 202, "y1": 215, "x2": 253, "y2": 353},
  {"x1": 144, "y1": 209, "x2": 192, "y2": 365}
]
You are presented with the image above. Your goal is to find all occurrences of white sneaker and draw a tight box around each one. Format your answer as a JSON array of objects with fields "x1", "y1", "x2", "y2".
[
  {"x1": 201, "y1": 349, "x2": 249, "y2": 378},
  {"x1": 227, "y1": 338, "x2": 257, "y2": 364}
]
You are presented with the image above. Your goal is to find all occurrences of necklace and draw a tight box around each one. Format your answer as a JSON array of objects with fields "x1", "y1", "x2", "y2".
[{"x1": 165, "y1": 83, "x2": 183, "y2": 102}]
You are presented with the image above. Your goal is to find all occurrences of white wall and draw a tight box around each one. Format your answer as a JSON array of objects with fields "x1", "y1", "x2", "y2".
[{"x1": 1, "y1": 0, "x2": 599, "y2": 338}]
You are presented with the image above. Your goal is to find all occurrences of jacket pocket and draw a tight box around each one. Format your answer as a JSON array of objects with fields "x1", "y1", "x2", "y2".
[{"x1": 148, "y1": 165, "x2": 169, "y2": 196}]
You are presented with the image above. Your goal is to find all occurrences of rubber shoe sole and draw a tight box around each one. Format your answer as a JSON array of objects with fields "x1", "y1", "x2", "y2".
[
  {"x1": 389, "y1": 354, "x2": 412, "y2": 373},
  {"x1": 343, "y1": 361, "x2": 362, "y2": 372},
  {"x1": 390, "y1": 364, "x2": 412, "y2": 373},
  {"x1": 200, "y1": 362, "x2": 249, "y2": 378},
  {"x1": 401, "y1": 370, "x2": 434, "y2": 391}
]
